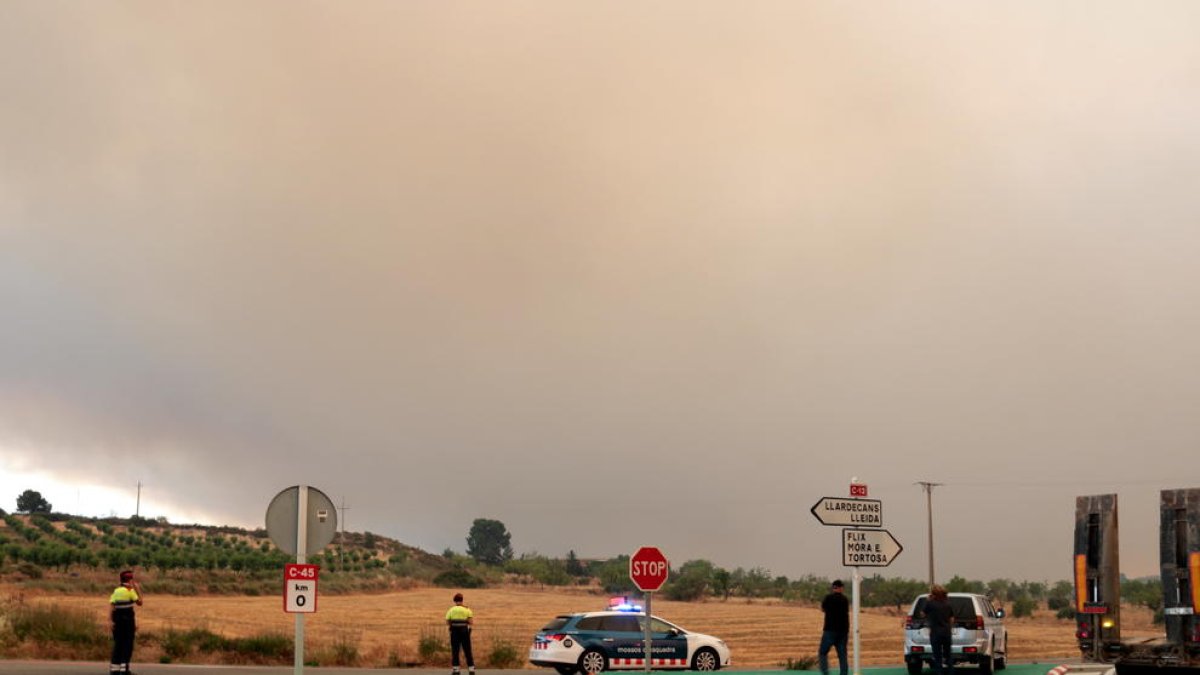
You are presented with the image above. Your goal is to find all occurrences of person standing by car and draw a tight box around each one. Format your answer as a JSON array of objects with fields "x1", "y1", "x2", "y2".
[
  {"x1": 819, "y1": 579, "x2": 850, "y2": 675},
  {"x1": 926, "y1": 585, "x2": 956, "y2": 675},
  {"x1": 446, "y1": 592, "x2": 475, "y2": 675},
  {"x1": 109, "y1": 569, "x2": 143, "y2": 674}
]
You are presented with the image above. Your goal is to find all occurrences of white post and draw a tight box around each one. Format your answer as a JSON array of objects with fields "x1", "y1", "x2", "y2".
[
  {"x1": 852, "y1": 568, "x2": 861, "y2": 675},
  {"x1": 295, "y1": 485, "x2": 308, "y2": 675}
]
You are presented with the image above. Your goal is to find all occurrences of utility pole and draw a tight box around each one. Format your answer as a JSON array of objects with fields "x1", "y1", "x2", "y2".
[
  {"x1": 916, "y1": 481, "x2": 942, "y2": 586},
  {"x1": 136, "y1": 481, "x2": 142, "y2": 519},
  {"x1": 337, "y1": 497, "x2": 350, "y2": 572}
]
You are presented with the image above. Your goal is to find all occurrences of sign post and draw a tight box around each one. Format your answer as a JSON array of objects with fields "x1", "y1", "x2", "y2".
[
  {"x1": 812, "y1": 481, "x2": 901, "y2": 675},
  {"x1": 630, "y1": 547, "x2": 669, "y2": 674},
  {"x1": 266, "y1": 485, "x2": 337, "y2": 675}
]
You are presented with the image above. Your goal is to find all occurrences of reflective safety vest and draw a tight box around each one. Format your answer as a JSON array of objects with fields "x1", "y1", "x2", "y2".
[
  {"x1": 446, "y1": 605, "x2": 473, "y2": 627},
  {"x1": 110, "y1": 585, "x2": 139, "y2": 612}
]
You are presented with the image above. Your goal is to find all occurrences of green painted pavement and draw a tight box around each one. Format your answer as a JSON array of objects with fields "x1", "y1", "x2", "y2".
[{"x1": 735, "y1": 664, "x2": 1074, "y2": 675}]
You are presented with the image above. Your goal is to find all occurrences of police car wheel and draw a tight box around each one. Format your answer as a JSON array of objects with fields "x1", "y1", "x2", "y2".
[
  {"x1": 579, "y1": 649, "x2": 607, "y2": 674},
  {"x1": 556, "y1": 666, "x2": 579, "y2": 675},
  {"x1": 691, "y1": 647, "x2": 719, "y2": 671}
]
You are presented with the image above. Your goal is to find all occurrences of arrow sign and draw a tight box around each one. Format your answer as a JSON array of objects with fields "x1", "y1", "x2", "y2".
[
  {"x1": 811, "y1": 497, "x2": 883, "y2": 527},
  {"x1": 842, "y1": 528, "x2": 902, "y2": 567}
]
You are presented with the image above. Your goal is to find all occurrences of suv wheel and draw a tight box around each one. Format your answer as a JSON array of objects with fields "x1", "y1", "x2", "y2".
[
  {"x1": 907, "y1": 660, "x2": 923, "y2": 675},
  {"x1": 979, "y1": 647, "x2": 994, "y2": 675}
]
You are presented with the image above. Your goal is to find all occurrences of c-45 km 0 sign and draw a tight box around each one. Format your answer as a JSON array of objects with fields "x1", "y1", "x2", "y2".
[{"x1": 810, "y1": 497, "x2": 882, "y2": 527}]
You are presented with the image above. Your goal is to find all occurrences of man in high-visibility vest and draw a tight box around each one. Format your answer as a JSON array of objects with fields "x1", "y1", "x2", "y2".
[
  {"x1": 445, "y1": 592, "x2": 475, "y2": 675},
  {"x1": 109, "y1": 569, "x2": 143, "y2": 674}
]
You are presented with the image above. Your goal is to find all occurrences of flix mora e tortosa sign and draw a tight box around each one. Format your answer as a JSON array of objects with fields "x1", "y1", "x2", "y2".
[
  {"x1": 810, "y1": 497, "x2": 882, "y2": 527},
  {"x1": 842, "y1": 528, "x2": 902, "y2": 567}
]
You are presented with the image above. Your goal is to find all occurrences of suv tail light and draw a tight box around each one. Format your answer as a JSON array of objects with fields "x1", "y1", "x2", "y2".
[
  {"x1": 905, "y1": 617, "x2": 914, "y2": 629},
  {"x1": 971, "y1": 615, "x2": 985, "y2": 630}
]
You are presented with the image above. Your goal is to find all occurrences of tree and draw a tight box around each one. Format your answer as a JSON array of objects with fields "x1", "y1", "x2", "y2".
[
  {"x1": 867, "y1": 575, "x2": 927, "y2": 611},
  {"x1": 566, "y1": 549, "x2": 585, "y2": 576},
  {"x1": 1046, "y1": 580, "x2": 1074, "y2": 611},
  {"x1": 664, "y1": 559, "x2": 714, "y2": 601},
  {"x1": 15, "y1": 490, "x2": 51, "y2": 514},
  {"x1": 712, "y1": 568, "x2": 732, "y2": 601},
  {"x1": 466, "y1": 518, "x2": 513, "y2": 565}
]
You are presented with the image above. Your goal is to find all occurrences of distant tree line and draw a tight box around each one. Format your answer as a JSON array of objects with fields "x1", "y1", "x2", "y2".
[{"x1": 3, "y1": 495, "x2": 1163, "y2": 617}]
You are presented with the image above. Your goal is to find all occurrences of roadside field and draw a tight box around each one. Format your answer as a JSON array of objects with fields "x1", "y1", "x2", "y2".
[{"x1": 16, "y1": 585, "x2": 1158, "y2": 669}]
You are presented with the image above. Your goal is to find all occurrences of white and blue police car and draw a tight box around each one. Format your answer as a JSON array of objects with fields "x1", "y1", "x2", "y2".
[{"x1": 529, "y1": 602, "x2": 731, "y2": 674}]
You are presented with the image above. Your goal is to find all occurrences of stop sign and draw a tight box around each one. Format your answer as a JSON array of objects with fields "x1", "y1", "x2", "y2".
[{"x1": 629, "y1": 546, "x2": 669, "y2": 592}]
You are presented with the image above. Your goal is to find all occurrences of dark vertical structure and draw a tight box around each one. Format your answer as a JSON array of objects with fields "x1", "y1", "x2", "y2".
[
  {"x1": 1075, "y1": 493, "x2": 1122, "y2": 661},
  {"x1": 1161, "y1": 488, "x2": 1200, "y2": 648}
]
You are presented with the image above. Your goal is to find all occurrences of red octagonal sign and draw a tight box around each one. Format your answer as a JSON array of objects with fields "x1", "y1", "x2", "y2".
[{"x1": 630, "y1": 546, "x2": 669, "y2": 592}]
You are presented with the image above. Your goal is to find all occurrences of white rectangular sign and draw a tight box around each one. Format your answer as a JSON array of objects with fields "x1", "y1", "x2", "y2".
[
  {"x1": 284, "y1": 563, "x2": 319, "y2": 613},
  {"x1": 811, "y1": 497, "x2": 883, "y2": 527},
  {"x1": 842, "y1": 528, "x2": 902, "y2": 567}
]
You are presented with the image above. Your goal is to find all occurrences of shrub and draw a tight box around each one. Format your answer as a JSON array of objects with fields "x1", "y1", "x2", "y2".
[
  {"x1": 1056, "y1": 606, "x2": 1075, "y2": 620},
  {"x1": 784, "y1": 656, "x2": 817, "y2": 670},
  {"x1": 161, "y1": 629, "x2": 195, "y2": 660},
  {"x1": 486, "y1": 635, "x2": 523, "y2": 668},
  {"x1": 320, "y1": 630, "x2": 361, "y2": 666},
  {"x1": 6, "y1": 602, "x2": 107, "y2": 650},
  {"x1": 433, "y1": 567, "x2": 484, "y2": 588},
  {"x1": 228, "y1": 632, "x2": 293, "y2": 662},
  {"x1": 387, "y1": 648, "x2": 411, "y2": 668},
  {"x1": 419, "y1": 626, "x2": 449, "y2": 663},
  {"x1": 1011, "y1": 597, "x2": 1037, "y2": 618},
  {"x1": 16, "y1": 562, "x2": 43, "y2": 579}
]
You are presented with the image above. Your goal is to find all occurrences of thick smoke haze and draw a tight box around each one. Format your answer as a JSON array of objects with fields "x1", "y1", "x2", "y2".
[{"x1": 3, "y1": 2, "x2": 1200, "y2": 583}]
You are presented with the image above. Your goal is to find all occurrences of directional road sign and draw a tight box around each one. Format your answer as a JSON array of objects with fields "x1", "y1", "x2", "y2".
[
  {"x1": 265, "y1": 485, "x2": 338, "y2": 556},
  {"x1": 842, "y1": 528, "x2": 902, "y2": 567},
  {"x1": 811, "y1": 497, "x2": 882, "y2": 527}
]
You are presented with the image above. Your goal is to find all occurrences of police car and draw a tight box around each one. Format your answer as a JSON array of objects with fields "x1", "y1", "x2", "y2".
[{"x1": 529, "y1": 601, "x2": 731, "y2": 674}]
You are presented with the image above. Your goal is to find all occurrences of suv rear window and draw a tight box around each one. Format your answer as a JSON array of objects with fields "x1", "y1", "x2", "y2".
[
  {"x1": 911, "y1": 597, "x2": 978, "y2": 624},
  {"x1": 542, "y1": 616, "x2": 572, "y2": 631}
]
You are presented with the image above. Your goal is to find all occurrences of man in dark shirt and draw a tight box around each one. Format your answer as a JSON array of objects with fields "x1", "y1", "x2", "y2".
[
  {"x1": 819, "y1": 580, "x2": 850, "y2": 675},
  {"x1": 925, "y1": 585, "x2": 956, "y2": 675}
]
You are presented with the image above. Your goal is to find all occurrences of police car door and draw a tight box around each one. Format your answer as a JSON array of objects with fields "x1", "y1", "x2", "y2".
[
  {"x1": 601, "y1": 614, "x2": 645, "y2": 668},
  {"x1": 645, "y1": 616, "x2": 688, "y2": 666}
]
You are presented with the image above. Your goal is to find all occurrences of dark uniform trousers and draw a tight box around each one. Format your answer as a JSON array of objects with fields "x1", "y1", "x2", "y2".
[
  {"x1": 449, "y1": 621, "x2": 474, "y2": 669},
  {"x1": 111, "y1": 608, "x2": 136, "y2": 673}
]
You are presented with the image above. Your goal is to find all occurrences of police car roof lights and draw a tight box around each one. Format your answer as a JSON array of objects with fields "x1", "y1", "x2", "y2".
[{"x1": 607, "y1": 596, "x2": 644, "y2": 612}]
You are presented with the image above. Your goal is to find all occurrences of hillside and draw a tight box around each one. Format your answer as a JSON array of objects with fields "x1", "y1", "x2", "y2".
[{"x1": 0, "y1": 511, "x2": 455, "y2": 593}]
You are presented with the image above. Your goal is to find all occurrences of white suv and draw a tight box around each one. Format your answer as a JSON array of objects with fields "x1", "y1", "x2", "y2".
[{"x1": 903, "y1": 593, "x2": 1008, "y2": 675}]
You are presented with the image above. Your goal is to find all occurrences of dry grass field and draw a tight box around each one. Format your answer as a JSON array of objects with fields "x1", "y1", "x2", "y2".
[{"x1": 13, "y1": 584, "x2": 1161, "y2": 669}]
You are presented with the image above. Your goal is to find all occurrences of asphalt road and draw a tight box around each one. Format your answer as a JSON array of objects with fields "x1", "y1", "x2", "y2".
[{"x1": 0, "y1": 664, "x2": 1078, "y2": 675}]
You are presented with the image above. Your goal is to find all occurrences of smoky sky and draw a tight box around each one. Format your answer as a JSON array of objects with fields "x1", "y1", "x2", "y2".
[{"x1": 3, "y1": 1, "x2": 1200, "y2": 582}]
